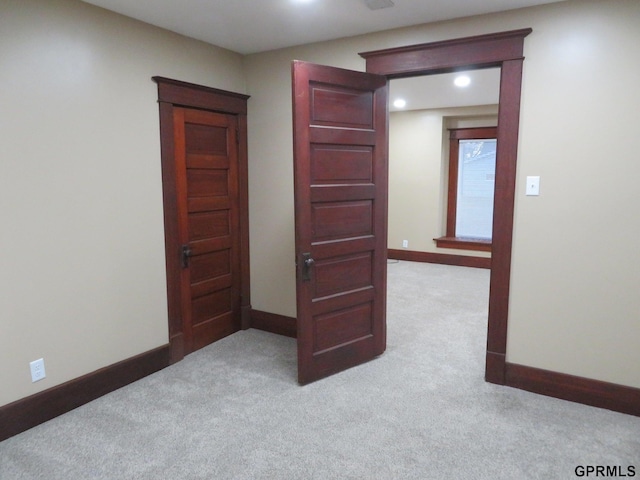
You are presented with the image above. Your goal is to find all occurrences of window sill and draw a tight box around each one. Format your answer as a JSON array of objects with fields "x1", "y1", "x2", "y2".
[{"x1": 434, "y1": 236, "x2": 492, "y2": 252}]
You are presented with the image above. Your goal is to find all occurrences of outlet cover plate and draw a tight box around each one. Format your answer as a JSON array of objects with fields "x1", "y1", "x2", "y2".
[{"x1": 30, "y1": 358, "x2": 46, "y2": 382}]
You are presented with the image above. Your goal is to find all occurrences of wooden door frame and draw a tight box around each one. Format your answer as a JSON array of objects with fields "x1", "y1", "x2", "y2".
[
  {"x1": 360, "y1": 28, "x2": 532, "y2": 385},
  {"x1": 153, "y1": 76, "x2": 251, "y2": 363}
]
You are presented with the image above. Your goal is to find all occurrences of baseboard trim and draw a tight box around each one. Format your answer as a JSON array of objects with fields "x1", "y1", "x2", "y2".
[
  {"x1": 388, "y1": 249, "x2": 491, "y2": 269},
  {"x1": 0, "y1": 344, "x2": 171, "y2": 442},
  {"x1": 505, "y1": 362, "x2": 640, "y2": 417},
  {"x1": 250, "y1": 309, "x2": 297, "y2": 338}
]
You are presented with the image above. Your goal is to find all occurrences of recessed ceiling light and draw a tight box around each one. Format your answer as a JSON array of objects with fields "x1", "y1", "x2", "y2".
[
  {"x1": 393, "y1": 99, "x2": 406, "y2": 108},
  {"x1": 454, "y1": 75, "x2": 471, "y2": 87}
]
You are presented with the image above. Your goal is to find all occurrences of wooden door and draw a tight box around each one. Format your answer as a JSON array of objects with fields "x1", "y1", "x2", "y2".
[
  {"x1": 292, "y1": 61, "x2": 389, "y2": 384},
  {"x1": 173, "y1": 107, "x2": 241, "y2": 354}
]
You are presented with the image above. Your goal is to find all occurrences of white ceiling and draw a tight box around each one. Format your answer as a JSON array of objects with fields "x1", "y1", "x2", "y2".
[
  {"x1": 389, "y1": 68, "x2": 501, "y2": 112},
  {"x1": 82, "y1": 0, "x2": 565, "y2": 55}
]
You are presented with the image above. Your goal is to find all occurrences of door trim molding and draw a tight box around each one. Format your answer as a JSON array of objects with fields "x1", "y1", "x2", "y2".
[
  {"x1": 360, "y1": 28, "x2": 532, "y2": 385},
  {"x1": 152, "y1": 77, "x2": 251, "y2": 363}
]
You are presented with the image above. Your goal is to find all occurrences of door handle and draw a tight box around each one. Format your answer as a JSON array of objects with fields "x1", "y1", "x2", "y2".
[
  {"x1": 302, "y1": 253, "x2": 314, "y2": 281},
  {"x1": 181, "y1": 244, "x2": 192, "y2": 268}
]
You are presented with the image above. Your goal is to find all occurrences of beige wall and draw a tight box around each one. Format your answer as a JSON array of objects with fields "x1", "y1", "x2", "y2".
[
  {"x1": 0, "y1": 0, "x2": 246, "y2": 406},
  {"x1": 245, "y1": 0, "x2": 640, "y2": 388},
  {"x1": 388, "y1": 106, "x2": 497, "y2": 256},
  {"x1": 3, "y1": 0, "x2": 639, "y2": 410}
]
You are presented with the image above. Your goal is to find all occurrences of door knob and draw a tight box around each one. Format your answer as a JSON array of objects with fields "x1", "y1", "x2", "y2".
[
  {"x1": 181, "y1": 245, "x2": 192, "y2": 268},
  {"x1": 302, "y1": 252, "x2": 314, "y2": 281}
]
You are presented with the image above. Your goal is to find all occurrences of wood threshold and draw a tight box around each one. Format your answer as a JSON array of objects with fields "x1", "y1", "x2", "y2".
[
  {"x1": 250, "y1": 309, "x2": 297, "y2": 338},
  {"x1": 388, "y1": 249, "x2": 491, "y2": 269},
  {"x1": 505, "y1": 363, "x2": 640, "y2": 417},
  {"x1": 0, "y1": 345, "x2": 171, "y2": 442}
]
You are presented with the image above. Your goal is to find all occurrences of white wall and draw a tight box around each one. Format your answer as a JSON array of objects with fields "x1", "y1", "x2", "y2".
[
  {"x1": 245, "y1": 0, "x2": 640, "y2": 388},
  {"x1": 0, "y1": 0, "x2": 246, "y2": 406},
  {"x1": 388, "y1": 106, "x2": 497, "y2": 255}
]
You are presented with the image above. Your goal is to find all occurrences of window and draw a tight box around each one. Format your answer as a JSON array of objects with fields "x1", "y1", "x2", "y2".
[{"x1": 435, "y1": 127, "x2": 497, "y2": 252}]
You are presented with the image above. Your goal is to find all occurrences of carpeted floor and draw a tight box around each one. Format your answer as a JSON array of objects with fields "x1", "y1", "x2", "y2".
[{"x1": 1, "y1": 261, "x2": 638, "y2": 479}]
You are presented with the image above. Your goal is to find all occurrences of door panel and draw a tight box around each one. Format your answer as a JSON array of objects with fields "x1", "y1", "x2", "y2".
[
  {"x1": 311, "y1": 146, "x2": 373, "y2": 183},
  {"x1": 174, "y1": 107, "x2": 241, "y2": 355},
  {"x1": 292, "y1": 60, "x2": 388, "y2": 384}
]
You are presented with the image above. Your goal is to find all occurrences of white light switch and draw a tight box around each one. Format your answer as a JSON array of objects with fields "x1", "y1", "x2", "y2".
[{"x1": 526, "y1": 176, "x2": 540, "y2": 196}]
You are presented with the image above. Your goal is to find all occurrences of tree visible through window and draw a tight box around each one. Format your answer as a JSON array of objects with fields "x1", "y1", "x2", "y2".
[{"x1": 435, "y1": 126, "x2": 497, "y2": 252}]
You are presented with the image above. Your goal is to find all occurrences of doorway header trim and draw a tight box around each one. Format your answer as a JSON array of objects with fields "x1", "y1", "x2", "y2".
[{"x1": 359, "y1": 28, "x2": 532, "y2": 77}]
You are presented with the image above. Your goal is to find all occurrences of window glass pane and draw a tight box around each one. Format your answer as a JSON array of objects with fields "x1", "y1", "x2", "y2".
[{"x1": 456, "y1": 139, "x2": 497, "y2": 239}]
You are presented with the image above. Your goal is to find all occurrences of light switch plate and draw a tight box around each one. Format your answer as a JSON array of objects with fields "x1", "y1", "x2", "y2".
[{"x1": 526, "y1": 176, "x2": 540, "y2": 196}]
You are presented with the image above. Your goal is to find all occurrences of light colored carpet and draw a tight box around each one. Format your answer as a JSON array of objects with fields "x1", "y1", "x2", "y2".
[{"x1": 1, "y1": 261, "x2": 638, "y2": 479}]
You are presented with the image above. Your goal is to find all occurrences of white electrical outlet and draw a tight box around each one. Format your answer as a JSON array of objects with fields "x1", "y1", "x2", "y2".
[
  {"x1": 30, "y1": 358, "x2": 46, "y2": 383},
  {"x1": 402, "y1": 240, "x2": 409, "y2": 248}
]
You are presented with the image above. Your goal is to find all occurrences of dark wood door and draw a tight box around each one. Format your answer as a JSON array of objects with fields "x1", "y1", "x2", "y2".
[
  {"x1": 173, "y1": 107, "x2": 241, "y2": 354},
  {"x1": 292, "y1": 61, "x2": 389, "y2": 384}
]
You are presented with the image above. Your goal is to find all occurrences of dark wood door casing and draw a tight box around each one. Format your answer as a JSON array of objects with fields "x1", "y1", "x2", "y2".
[
  {"x1": 153, "y1": 77, "x2": 251, "y2": 363},
  {"x1": 360, "y1": 28, "x2": 532, "y2": 385}
]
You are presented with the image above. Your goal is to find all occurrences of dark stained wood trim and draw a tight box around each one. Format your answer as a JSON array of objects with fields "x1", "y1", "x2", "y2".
[
  {"x1": 157, "y1": 100, "x2": 182, "y2": 364},
  {"x1": 388, "y1": 249, "x2": 491, "y2": 269},
  {"x1": 0, "y1": 345, "x2": 170, "y2": 442},
  {"x1": 153, "y1": 77, "x2": 251, "y2": 363},
  {"x1": 250, "y1": 309, "x2": 297, "y2": 338},
  {"x1": 450, "y1": 126, "x2": 499, "y2": 140},
  {"x1": 153, "y1": 76, "x2": 249, "y2": 114},
  {"x1": 169, "y1": 332, "x2": 184, "y2": 363},
  {"x1": 505, "y1": 363, "x2": 640, "y2": 417},
  {"x1": 434, "y1": 237, "x2": 492, "y2": 252},
  {"x1": 486, "y1": 59, "x2": 524, "y2": 359},
  {"x1": 360, "y1": 29, "x2": 532, "y2": 76},
  {"x1": 447, "y1": 132, "x2": 460, "y2": 237},
  {"x1": 485, "y1": 351, "x2": 506, "y2": 384},
  {"x1": 362, "y1": 29, "x2": 531, "y2": 388},
  {"x1": 237, "y1": 113, "x2": 252, "y2": 331},
  {"x1": 241, "y1": 305, "x2": 252, "y2": 331}
]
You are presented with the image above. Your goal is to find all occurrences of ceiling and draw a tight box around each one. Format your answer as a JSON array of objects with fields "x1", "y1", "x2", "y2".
[
  {"x1": 389, "y1": 68, "x2": 500, "y2": 112},
  {"x1": 82, "y1": 0, "x2": 565, "y2": 55}
]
